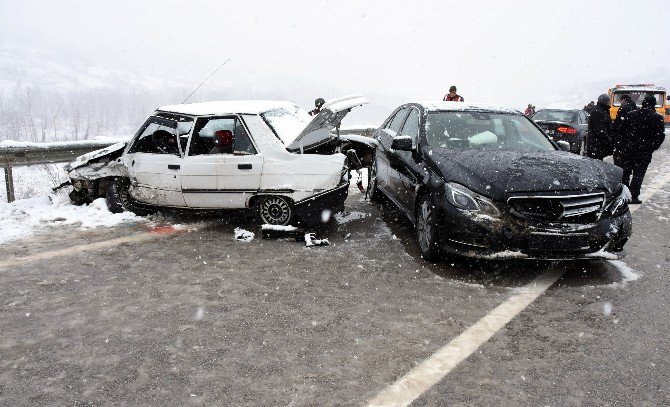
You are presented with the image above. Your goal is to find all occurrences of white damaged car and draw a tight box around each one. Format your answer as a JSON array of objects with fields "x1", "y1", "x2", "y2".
[{"x1": 64, "y1": 95, "x2": 374, "y2": 225}]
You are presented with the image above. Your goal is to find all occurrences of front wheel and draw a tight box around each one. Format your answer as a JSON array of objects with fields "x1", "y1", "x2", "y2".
[
  {"x1": 416, "y1": 195, "x2": 440, "y2": 261},
  {"x1": 368, "y1": 157, "x2": 382, "y2": 202},
  {"x1": 258, "y1": 196, "x2": 293, "y2": 225},
  {"x1": 106, "y1": 178, "x2": 151, "y2": 215}
]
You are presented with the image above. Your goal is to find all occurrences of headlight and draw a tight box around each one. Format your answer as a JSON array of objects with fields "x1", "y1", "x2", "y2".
[
  {"x1": 445, "y1": 182, "x2": 501, "y2": 217},
  {"x1": 606, "y1": 184, "x2": 631, "y2": 217}
]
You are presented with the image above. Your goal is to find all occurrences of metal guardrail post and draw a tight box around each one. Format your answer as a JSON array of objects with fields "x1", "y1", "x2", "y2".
[{"x1": 3, "y1": 164, "x2": 15, "y2": 203}]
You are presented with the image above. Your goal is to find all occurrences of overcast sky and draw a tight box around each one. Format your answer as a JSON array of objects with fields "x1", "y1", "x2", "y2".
[{"x1": 0, "y1": 0, "x2": 668, "y2": 123}]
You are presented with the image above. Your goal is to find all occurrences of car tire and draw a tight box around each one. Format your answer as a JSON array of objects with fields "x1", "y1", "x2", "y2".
[
  {"x1": 106, "y1": 177, "x2": 151, "y2": 215},
  {"x1": 368, "y1": 157, "x2": 382, "y2": 202},
  {"x1": 258, "y1": 196, "x2": 293, "y2": 225},
  {"x1": 416, "y1": 195, "x2": 440, "y2": 261},
  {"x1": 68, "y1": 189, "x2": 89, "y2": 206}
]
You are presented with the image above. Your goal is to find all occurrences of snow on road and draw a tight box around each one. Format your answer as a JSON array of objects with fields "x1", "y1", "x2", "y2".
[{"x1": 0, "y1": 195, "x2": 141, "y2": 244}]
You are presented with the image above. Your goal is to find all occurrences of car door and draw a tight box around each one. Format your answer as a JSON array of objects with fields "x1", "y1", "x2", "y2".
[
  {"x1": 374, "y1": 108, "x2": 409, "y2": 198},
  {"x1": 180, "y1": 115, "x2": 263, "y2": 209},
  {"x1": 391, "y1": 107, "x2": 422, "y2": 216},
  {"x1": 123, "y1": 115, "x2": 190, "y2": 207}
]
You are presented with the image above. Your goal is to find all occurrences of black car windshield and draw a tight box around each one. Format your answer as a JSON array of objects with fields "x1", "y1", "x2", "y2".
[
  {"x1": 424, "y1": 111, "x2": 555, "y2": 151},
  {"x1": 533, "y1": 110, "x2": 577, "y2": 123}
]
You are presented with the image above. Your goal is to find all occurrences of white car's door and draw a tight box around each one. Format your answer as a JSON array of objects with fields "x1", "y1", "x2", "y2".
[
  {"x1": 124, "y1": 116, "x2": 190, "y2": 207},
  {"x1": 180, "y1": 116, "x2": 263, "y2": 208}
]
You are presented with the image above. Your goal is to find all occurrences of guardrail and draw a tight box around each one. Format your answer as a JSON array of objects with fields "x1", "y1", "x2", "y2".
[{"x1": 1, "y1": 140, "x2": 121, "y2": 203}]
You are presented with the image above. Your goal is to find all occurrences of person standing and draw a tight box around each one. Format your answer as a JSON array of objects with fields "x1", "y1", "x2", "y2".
[
  {"x1": 618, "y1": 94, "x2": 665, "y2": 204},
  {"x1": 585, "y1": 94, "x2": 613, "y2": 160},
  {"x1": 309, "y1": 98, "x2": 325, "y2": 116},
  {"x1": 524, "y1": 104, "x2": 534, "y2": 117},
  {"x1": 443, "y1": 86, "x2": 464, "y2": 102},
  {"x1": 583, "y1": 101, "x2": 596, "y2": 114},
  {"x1": 612, "y1": 94, "x2": 637, "y2": 167}
]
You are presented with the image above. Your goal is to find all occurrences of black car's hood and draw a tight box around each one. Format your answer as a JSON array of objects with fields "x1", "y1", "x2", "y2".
[{"x1": 425, "y1": 148, "x2": 622, "y2": 201}]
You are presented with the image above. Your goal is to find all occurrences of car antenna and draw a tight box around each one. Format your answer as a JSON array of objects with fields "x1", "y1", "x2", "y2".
[{"x1": 181, "y1": 58, "x2": 231, "y2": 104}]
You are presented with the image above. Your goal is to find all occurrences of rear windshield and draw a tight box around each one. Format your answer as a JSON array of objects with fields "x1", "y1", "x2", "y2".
[
  {"x1": 533, "y1": 110, "x2": 577, "y2": 123},
  {"x1": 613, "y1": 91, "x2": 664, "y2": 107},
  {"x1": 425, "y1": 111, "x2": 555, "y2": 152},
  {"x1": 261, "y1": 107, "x2": 311, "y2": 145}
]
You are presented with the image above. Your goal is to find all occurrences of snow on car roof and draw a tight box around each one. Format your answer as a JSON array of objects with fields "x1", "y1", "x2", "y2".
[
  {"x1": 156, "y1": 100, "x2": 302, "y2": 116},
  {"x1": 417, "y1": 101, "x2": 520, "y2": 114},
  {"x1": 613, "y1": 85, "x2": 666, "y2": 92}
]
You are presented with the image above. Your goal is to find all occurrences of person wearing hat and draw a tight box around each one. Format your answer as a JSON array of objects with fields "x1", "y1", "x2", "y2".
[
  {"x1": 585, "y1": 93, "x2": 613, "y2": 160},
  {"x1": 309, "y1": 98, "x2": 325, "y2": 116},
  {"x1": 443, "y1": 86, "x2": 464, "y2": 102},
  {"x1": 617, "y1": 94, "x2": 665, "y2": 204}
]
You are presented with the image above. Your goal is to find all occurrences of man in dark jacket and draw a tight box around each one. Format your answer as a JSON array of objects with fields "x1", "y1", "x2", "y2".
[
  {"x1": 612, "y1": 94, "x2": 637, "y2": 166},
  {"x1": 586, "y1": 94, "x2": 613, "y2": 160},
  {"x1": 309, "y1": 98, "x2": 325, "y2": 116},
  {"x1": 618, "y1": 94, "x2": 665, "y2": 204}
]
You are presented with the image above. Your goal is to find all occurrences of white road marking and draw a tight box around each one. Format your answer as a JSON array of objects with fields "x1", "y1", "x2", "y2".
[
  {"x1": 0, "y1": 231, "x2": 169, "y2": 270},
  {"x1": 366, "y1": 170, "x2": 670, "y2": 407}
]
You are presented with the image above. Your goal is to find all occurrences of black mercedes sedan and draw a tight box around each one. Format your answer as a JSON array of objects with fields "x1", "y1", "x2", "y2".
[
  {"x1": 369, "y1": 102, "x2": 632, "y2": 260},
  {"x1": 532, "y1": 108, "x2": 589, "y2": 154}
]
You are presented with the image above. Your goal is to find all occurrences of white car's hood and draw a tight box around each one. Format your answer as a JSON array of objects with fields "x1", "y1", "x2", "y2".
[{"x1": 286, "y1": 95, "x2": 368, "y2": 152}]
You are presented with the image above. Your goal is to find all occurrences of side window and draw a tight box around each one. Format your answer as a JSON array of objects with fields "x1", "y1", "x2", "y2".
[
  {"x1": 189, "y1": 117, "x2": 257, "y2": 156},
  {"x1": 385, "y1": 108, "x2": 409, "y2": 136},
  {"x1": 400, "y1": 109, "x2": 420, "y2": 140}
]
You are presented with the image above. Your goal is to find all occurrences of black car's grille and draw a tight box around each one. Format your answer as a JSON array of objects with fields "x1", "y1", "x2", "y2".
[{"x1": 507, "y1": 193, "x2": 605, "y2": 224}]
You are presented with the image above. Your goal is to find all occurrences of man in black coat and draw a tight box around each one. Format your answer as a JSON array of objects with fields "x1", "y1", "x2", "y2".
[
  {"x1": 612, "y1": 94, "x2": 637, "y2": 166},
  {"x1": 618, "y1": 94, "x2": 665, "y2": 204},
  {"x1": 586, "y1": 94, "x2": 613, "y2": 160}
]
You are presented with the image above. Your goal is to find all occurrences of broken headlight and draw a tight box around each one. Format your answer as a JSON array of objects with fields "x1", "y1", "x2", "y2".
[
  {"x1": 605, "y1": 184, "x2": 631, "y2": 217},
  {"x1": 445, "y1": 182, "x2": 501, "y2": 217}
]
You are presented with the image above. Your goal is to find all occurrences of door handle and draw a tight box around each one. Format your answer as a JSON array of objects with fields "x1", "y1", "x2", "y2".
[
  {"x1": 168, "y1": 164, "x2": 180, "y2": 170},
  {"x1": 238, "y1": 164, "x2": 252, "y2": 170}
]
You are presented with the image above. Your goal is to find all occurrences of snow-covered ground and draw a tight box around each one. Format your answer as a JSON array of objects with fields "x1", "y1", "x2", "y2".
[{"x1": 0, "y1": 195, "x2": 142, "y2": 245}]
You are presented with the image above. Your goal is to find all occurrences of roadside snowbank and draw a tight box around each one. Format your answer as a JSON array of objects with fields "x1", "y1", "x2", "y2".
[{"x1": 0, "y1": 195, "x2": 141, "y2": 244}]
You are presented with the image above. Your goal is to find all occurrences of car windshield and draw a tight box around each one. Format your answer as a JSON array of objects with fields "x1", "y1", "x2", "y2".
[
  {"x1": 424, "y1": 111, "x2": 556, "y2": 151},
  {"x1": 533, "y1": 110, "x2": 577, "y2": 123},
  {"x1": 261, "y1": 107, "x2": 311, "y2": 145},
  {"x1": 613, "y1": 91, "x2": 664, "y2": 107}
]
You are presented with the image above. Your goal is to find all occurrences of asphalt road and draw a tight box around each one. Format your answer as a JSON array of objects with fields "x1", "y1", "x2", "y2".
[{"x1": 1, "y1": 138, "x2": 670, "y2": 406}]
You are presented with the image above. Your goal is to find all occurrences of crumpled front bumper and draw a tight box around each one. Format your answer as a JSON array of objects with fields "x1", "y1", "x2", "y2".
[{"x1": 435, "y1": 202, "x2": 632, "y2": 260}]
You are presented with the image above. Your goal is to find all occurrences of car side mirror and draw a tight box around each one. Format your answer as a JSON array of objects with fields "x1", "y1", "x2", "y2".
[
  {"x1": 556, "y1": 140, "x2": 570, "y2": 151},
  {"x1": 391, "y1": 136, "x2": 414, "y2": 151}
]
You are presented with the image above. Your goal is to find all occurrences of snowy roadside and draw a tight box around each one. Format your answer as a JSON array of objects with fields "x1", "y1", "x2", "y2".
[{"x1": 0, "y1": 195, "x2": 143, "y2": 245}]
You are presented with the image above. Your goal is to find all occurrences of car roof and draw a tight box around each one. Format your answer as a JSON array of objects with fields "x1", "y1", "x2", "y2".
[
  {"x1": 413, "y1": 101, "x2": 520, "y2": 114},
  {"x1": 156, "y1": 100, "x2": 301, "y2": 116}
]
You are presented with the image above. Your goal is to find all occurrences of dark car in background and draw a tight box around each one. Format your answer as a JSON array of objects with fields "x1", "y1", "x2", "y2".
[
  {"x1": 532, "y1": 109, "x2": 588, "y2": 154},
  {"x1": 369, "y1": 102, "x2": 632, "y2": 260}
]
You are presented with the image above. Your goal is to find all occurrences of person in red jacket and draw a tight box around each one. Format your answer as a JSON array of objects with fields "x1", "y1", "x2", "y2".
[{"x1": 443, "y1": 86, "x2": 464, "y2": 102}]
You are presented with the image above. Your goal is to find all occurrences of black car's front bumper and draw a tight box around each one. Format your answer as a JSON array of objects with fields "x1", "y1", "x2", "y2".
[{"x1": 434, "y1": 201, "x2": 632, "y2": 260}]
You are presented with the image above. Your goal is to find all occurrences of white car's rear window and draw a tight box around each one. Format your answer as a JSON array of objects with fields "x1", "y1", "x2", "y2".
[{"x1": 261, "y1": 107, "x2": 311, "y2": 145}]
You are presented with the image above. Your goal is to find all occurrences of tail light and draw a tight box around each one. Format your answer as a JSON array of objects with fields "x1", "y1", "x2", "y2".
[{"x1": 557, "y1": 126, "x2": 577, "y2": 134}]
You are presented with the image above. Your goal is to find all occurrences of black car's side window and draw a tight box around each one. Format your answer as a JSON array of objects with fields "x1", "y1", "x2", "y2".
[
  {"x1": 386, "y1": 108, "x2": 410, "y2": 136},
  {"x1": 400, "y1": 108, "x2": 420, "y2": 140}
]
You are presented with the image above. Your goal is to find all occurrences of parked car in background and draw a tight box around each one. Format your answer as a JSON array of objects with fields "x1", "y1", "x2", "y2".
[
  {"x1": 369, "y1": 102, "x2": 632, "y2": 260},
  {"x1": 532, "y1": 109, "x2": 588, "y2": 154},
  {"x1": 64, "y1": 95, "x2": 374, "y2": 225}
]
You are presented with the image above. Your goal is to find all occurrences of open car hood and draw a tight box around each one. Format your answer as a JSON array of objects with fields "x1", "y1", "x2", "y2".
[{"x1": 286, "y1": 95, "x2": 368, "y2": 152}]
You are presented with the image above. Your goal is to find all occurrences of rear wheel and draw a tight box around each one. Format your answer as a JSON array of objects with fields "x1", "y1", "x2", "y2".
[
  {"x1": 258, "y1": 196, "x2": 293, "y2": 225},
  {"x1": 416, "y1": 195, "x2": 440, "y2": 261}
]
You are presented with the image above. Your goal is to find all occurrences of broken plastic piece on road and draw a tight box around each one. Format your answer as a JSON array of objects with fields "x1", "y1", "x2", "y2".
[
  {"x1": 305, "y1": 232, "x2": 329, "y2": 247},
  {"x1": 233, "y1": 227, "x2": 255, "y2": 242}
]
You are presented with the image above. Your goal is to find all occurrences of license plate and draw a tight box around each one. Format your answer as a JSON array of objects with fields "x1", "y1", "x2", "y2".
[{"x1": 528, "y1": 233, "x2": 589, "y2": 251}]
